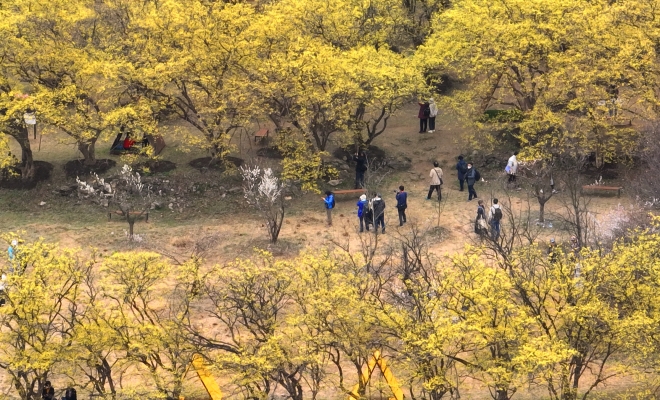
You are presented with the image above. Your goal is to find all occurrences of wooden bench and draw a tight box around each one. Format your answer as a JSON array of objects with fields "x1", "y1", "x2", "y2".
[
  {"x1": 581, "y1": 185, "x2": 623, "y2": 197},
  {"x1": 254, "y1": 128, "x2": 269, "y2": 144},
  {"x1": 333, "y1": 189, "x2": 367, "y2": 196},
  {"x1": 108, "y1": 210, "x2": 149, "y2": 221}
]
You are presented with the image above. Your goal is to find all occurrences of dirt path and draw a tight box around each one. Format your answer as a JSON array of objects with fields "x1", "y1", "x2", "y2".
[{"x1": 1, "y1": 103, "x2": 627, "y2": 265}]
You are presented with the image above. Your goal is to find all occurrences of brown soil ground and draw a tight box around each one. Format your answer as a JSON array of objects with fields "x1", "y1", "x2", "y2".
[{"x1": 0, "y1": 103, "x2": 636, "y2": 399}]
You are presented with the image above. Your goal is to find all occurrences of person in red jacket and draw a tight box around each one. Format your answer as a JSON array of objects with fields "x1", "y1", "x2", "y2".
[{"x1": 123, "y1": 135, "x2": 135, "y2": 150}]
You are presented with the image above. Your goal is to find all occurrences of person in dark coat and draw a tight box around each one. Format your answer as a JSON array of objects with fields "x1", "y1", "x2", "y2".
[
  {"x1": 372, "y1": 193, "x2": 386, "y2": 234},
  {"x1": 456, "y1": 155, "x2": 468, "y2": 191},
  {"x1": 42, "y1": 381, "x2": 55, "y2": 400},
  {"x1": 465, "y1": 163, "x2": 478, "y2": 201},
  {"x1": 395, "y1": 185, "x2": 407, "y2": 226},
  {"x1": 417, "y1": 101, "x2": 430, "y2": 133},
  {"x1": 63, "y1": 387, "x2": 77, "y2": 400},
  {"x1": 353, "y1": 151, "x2": 368, "y2": 188}
]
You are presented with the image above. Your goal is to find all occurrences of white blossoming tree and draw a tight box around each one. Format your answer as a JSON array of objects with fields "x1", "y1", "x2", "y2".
[
  {"x1": 240, "y1": 165, "x2": 286, "y2": 244},
  {"x1": 77, "y1": 164, "x2": 152, "y2": 239}
]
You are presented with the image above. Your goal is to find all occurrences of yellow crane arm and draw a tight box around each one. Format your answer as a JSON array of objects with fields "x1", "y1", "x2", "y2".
[{"x1": 192, "y1": 354, "x2": 224, "y2": 400}]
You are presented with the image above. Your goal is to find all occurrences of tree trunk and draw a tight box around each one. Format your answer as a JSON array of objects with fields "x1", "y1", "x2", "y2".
[
  {"x1": 13, "y1": 125, "x2": 36, "y2": 181},
  {"x1": 496, "y1": 388, "x2": 510, "y2": 400},
  {"x1": 128, "y1": 218, "x2": 135, "y2": 239},
  {"x1": 539, "y1": 199, "x2": 546, "y2": 223},
  {"x1": 78, "y1": 138, "x2": 98, "y2": 166}
]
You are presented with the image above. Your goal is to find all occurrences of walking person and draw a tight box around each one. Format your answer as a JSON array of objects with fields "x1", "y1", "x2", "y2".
[
  {"x1": 372, "y1": 193, "x2": 386, "y2": 234},
  {"x1": 322, "y1": 191, "x2": 335, "y2": 226},
  {"x1": 456, "y1": 155, "x2": 467, "y2": 191},
  {"x1": 506, "y1": 151, "x2": 519, "y2": 184},
  {"x1": 475, "y1": 200, "x2": 488, "y2": 236},
  {"x1": 489, "y1": 198, "x2": 502, "y2": 240},
  {"x1": 428, "y1": 98, "x2": 438, "y2": 133},
  {"x1": 427, "y1": 161, "x2": 443, "y2": 201},
  {"x1": 417, "y1": 100, "x2": 430, "y2": 133},
  {"x1": 395, "y1": 185, "x2": 408, "y2": 226},
  {"x1": 353, "y1": 151, "x2": 368, "y2": 188},
  {"x1": 357, "y1": 194, "x2": 368, "y2": 232},
  {"x1": 465, "y1": 163, "x2": 479, "y2": 201}
]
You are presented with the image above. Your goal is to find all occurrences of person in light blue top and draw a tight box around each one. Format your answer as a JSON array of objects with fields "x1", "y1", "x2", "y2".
[
  {"x1": 7, "y1": 240, "x2": 16, "y2": 261},
  {"x1": 322, "y1": 191, "x2": 335, "y2": 226},
  {"x1": 7, "y1": 240, "x2": 17, "y2": 274},
  {"x1": 356, "y1": 194, "x2": 368, "y2": 233}
]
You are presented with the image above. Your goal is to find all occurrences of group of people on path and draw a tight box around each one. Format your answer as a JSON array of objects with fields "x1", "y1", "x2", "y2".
[
  {"x1": 324, "y1": 186, "x2": 406, "y2": 234},
  {"x1": 323, "y1": 153, "x2": 488, "y2": 233}
]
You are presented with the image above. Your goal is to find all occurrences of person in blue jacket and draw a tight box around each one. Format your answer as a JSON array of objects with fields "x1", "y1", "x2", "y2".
[
  {"x1": 322, "y1": 191, "x2": 335, "y2": 226},
  {"x1": 395, "y1": 185, "x2": 408, "y2": 226},
  {"x1": 456, "y1": 155, "x2": 468, "y2": 191},
  {"x1": 356, "y1": 194, "x2": 368, "y2": 232}
]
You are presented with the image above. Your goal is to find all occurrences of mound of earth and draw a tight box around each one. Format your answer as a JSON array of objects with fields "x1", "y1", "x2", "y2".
[
  {"x1": 332, "y1": 145, "x2": 387, "y2": 164},
  {"x1": 134, "y1": 160, "x2": 177, "y2": 175},
  {"x1": 64, "y1": 159, "x2": 117, "y2": 178},
  {"x1": 0, "y1": 161, "x2": 54, "y2": 189},
  {"x1": 189, "y1": 156, "x2": 244, "y2": 171},
  {"x1": 256, "y1": 146, "x2": 284, "y2": 159}
]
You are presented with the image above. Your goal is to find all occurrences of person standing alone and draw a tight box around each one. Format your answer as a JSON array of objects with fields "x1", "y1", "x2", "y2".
[
  {"x1": 353, "y1": 151, "x2": 368, "y2": 188},
  {"x1": 489, "y1": 198, "x2": 502, "y2": 240},
  {"x1": 456, "y1": 155, "x2": 467, "y2": 191},
  {"x1": 322, "y1": 191, "x2": 335, "y2": 226},
  {"x1": 507, "y1": 151, "x2": 519, "y2": 184},
  {"x1": 395, "y1": 186, "x2": 408, "y2": 226},
  {"x1": 418, "y1": 100, "x2": 430, "y2": 133},
  {"x1": 428, "y1": 98, "x2": 438, "y2": 133},
  {"x1": 372, "y1": 193, "x2": 386, "y2": 234},
  {"x1": 427, "y1": 161, "x2": 443, "y2": 201}
]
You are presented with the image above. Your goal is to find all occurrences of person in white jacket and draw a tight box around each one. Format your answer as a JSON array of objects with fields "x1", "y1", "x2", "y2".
[
  {"x1": 428, "y1": 98, "x2": 438, "y2": 133},
  {"x1": 507, "y1": 151, "x2": 519, "y2": 183}
]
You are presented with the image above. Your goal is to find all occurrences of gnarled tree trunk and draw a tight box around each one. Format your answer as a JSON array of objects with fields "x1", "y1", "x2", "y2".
[
  {"x1": 78, "y1": 137, "x2": 98, "y2": 166},
  {"x1": 11, "y1": 124, "x2": 35, "y2": 181}
]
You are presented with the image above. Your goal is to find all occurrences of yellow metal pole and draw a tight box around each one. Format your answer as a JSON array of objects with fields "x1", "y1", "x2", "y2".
[
  {"x1": 192, "y1": 354, "x2": 224, "y2": 400},
  {"x1": 347, "y1": 351, "x2": 405, "y2": 400}
]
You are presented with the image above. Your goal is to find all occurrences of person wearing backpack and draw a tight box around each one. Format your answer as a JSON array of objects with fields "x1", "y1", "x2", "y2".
[
  {"x1": 465, "y1": 163, "x2": 479, "y2": 201},
  {"x1": 322, "y1": 191, "x2": 335, "y2": 226},
  {"x1": 356, "y1": 194, "x2": 368, "y2": 232},
  {"x1": 489, "y1": 198, "x2": 502, "y2": 240},
  {"x1": 456, "y1": 155, "x2": 468, "y2": 191},
  {"x1": 428, "y1": 98, "x2": 438, "y2": 133},
  {"x1": 417, "y1": 100, "x2": 430, "y2": 133}
]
